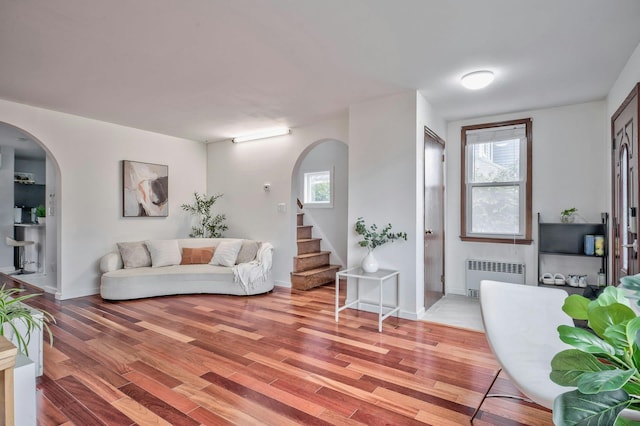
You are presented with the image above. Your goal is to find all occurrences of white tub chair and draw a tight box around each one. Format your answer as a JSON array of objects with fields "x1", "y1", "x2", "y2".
[{"x1": 471, "y1": 280, "x2": 573, "y2": 422}]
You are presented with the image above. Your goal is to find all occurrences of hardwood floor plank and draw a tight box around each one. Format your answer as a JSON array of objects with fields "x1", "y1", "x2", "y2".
[
  {"x1": 201, "y1": 371, "x2": 334, "y2": 426},
  {"x1": 110, "y1": 396, "x2": 174, "y2": 426},
  {"x1": 118, "y1": 382, "x2": 200, "y2": 426},
  {"x1": 37, "y1": 375, "x2": 107, "y2": 425},
  {"x1": 56, "y1": 375, "x2": 134, "y2": 425},
  {"x1": 122, "y1": 370, "x2": 199, "y2": 413},
  {"x1": 126, "y1": 360, "x2": 184, "y2": 389}
]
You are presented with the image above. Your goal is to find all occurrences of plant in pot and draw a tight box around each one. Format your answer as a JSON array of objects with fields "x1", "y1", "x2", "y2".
[
  {"x1": 0, "y1": 285, "x2": 54, "y2": 356},
  {"x1": 560, "y1": 207, "x2": 578, "y2": 223},
  {"x1": 181, "y1": 192, "x2": 228, "y2": 238},
  {"x1": 550, "y1": 284, "x2": 640, "y2": 425},
  {"x1": 354, "y1": 217, "x2": 407, "y2": 273},
  {"x1": 35, "y1": 205, "x2": 46, "y2": 224}
]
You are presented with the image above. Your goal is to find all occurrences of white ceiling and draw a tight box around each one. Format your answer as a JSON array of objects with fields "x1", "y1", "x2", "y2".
[{"x1": 1, "y1": 0, "x2": 640, "y2": 143}]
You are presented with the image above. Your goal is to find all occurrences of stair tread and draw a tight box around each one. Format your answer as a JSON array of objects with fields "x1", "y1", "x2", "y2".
[
  {"x1": 295, "y1": 251, "x2": 331, "y2": 259},
  {"x1": 297, "y1": 225, "x2": 312, "y2": 228},
  {"x1": 297, "y1": 238, "x2": 322, "y2": 243},
  {"x1": 291, "y1": 264, "x2": 341, "y2": 277}
]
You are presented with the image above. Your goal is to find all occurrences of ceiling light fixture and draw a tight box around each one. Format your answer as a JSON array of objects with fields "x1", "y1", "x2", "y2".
[
  {"x1": 232, "y1": 127, "x2": 291, "y2": 143},
  {"x1": 461, "y1": 70, "x2": 495, "y2": 90}
]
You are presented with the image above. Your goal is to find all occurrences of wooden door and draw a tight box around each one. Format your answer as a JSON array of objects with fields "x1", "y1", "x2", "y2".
[
  {"x1": 612, "y1": 83, "x2": 640, "y2": 284},
  {"x1": 424, "y1": 127, "x2": 445, "y2": 310}
]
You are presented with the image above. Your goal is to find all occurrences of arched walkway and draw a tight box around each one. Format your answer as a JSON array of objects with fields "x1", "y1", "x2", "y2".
[{"x1": 0, "y1": 121, "x2": 61, "y2": 295}]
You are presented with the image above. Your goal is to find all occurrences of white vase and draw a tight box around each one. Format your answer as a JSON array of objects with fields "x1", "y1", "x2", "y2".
[
  {"x1": 361, "y1": 250, "x2": 379, "y2": 273},
  {"x1": 37, "y1": 217, "x2": 45, "y2": 224}
]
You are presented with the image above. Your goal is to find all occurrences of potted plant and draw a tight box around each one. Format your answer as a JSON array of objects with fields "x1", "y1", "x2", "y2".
[
  {"x1": 354, "y1": 217, "x2": 407, "y2": 273},
  {"x1": 550, "y1": 284, "x2": 640, "y2": 424},
  {"x1": 561, "y1": 207, "x2": 578, "y2": 223},
  {"x1": 181, "y1": 192, "x2": 228, "y2": 238},
  {"x1": 0, "y1": 285, "x2": 53, "y2": 356},
  {"x1": 35, "y1": 205, "x2": 46, "y2": 224}
]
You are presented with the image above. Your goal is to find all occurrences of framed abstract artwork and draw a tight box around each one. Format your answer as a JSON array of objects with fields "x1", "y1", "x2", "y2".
[{"x1": 122, "y1": 160, "x2": 169, "y2": 217}]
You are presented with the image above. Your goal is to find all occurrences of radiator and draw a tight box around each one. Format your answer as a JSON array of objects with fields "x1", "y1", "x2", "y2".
[{"x1": 465, "y1": 259, "x2": 525, "y2": 297}]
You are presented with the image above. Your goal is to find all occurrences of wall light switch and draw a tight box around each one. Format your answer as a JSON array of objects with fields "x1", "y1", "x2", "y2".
[{"x1": 277, "y1": 203, "x2": 286, "y2": 213}]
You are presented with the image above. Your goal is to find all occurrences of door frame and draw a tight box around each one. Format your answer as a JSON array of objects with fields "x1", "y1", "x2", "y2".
[
  {"x1": 611, "y1": 83, "x2": 640, "y2": 285},
  {"x1": 424, "y1": 126, "x2": 446, "y2": 304}
]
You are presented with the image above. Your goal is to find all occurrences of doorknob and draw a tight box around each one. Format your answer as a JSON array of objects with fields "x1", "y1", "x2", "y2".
[
  {"x1": 623, "y1": 239, "x2": 638, "y2": 252},
  {"x1": 425, "y1": 229, "x2": 433, "y2": 235}
]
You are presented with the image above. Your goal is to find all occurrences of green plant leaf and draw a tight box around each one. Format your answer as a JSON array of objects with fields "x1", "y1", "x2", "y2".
[
  {"x1": 563, "y1": 294, "x2": 591, "y2": 320},
  {"x1": 550, "y1": 349, "x2": 614, "y2": 387},
  {"x1": 590, "y1": 286, "x2": 631, "y2": 310},
  {"x1": 577, "y1": 369, "x2": 636, "y2": 394},
  {"x1": 558, "y1": 325, "x2": 616, "y2": 355},
  {"x1": 627, "y1": 317, "x2": 640, "y2": 352},
  {"x1": 589, "y1": 304, "x2": 637, "y2": 339},
  {"x1": 605, "y1": 323, "x2": 630, "y2": 356},
  {"x1": 553, "y1": 389, "x2": 630, "y2": 426},
  {"x1": 615, "y1": 416, "x2": 640, "y2": 426},
  {"x1": 622, "y1": 378, "x2": 640, "y2": 397},
  {"x1": 620, "y1": 274, "x2": 640, "y2": 292}
]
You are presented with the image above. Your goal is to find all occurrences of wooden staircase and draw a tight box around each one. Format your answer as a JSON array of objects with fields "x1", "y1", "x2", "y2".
[{"x1": 291, "y1": 212, "x2": 341, "y2": 290}]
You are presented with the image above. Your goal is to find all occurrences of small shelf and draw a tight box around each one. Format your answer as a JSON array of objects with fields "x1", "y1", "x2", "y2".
[
  {"x1": 538, "y1": 251, "x2": 604, "y2": 258},
  {"x1": 537, "y1": 212, "x2": 608, "y2": 287}
]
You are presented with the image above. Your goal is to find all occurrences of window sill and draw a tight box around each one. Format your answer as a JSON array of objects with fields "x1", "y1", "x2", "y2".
[
  {"x1": 304, "y1": 203, "x2": 333, "y2": 209},
  {"x1": 460, "y1": 236, "x2": 533, "y2": 245}
]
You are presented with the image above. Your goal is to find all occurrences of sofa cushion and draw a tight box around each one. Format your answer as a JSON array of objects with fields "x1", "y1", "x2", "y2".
[
  {"x1": 145, "y1": 239, "x2": 182, "y2": 267},
  {"x1": 117, "y1": 241, "x2": 151, "y2": 269},
  {"x1": 180, "y1": 247, "x2": 215, "y2": 265},
  {"x1": 210, "y1": 239, "x2": 243, "y2": 267},
  {"x1": 236, "y1": 240, "x2": 259, "y2": 264}
]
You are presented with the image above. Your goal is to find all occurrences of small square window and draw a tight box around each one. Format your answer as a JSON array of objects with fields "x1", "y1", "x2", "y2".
[{"x1": 304, "y1": 170, "x2": 333, "y2": 208}]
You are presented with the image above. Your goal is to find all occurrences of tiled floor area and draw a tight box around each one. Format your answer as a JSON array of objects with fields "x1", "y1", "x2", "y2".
[{"x1": 421, "y1": 294, "x2": 484, "y2": 332}]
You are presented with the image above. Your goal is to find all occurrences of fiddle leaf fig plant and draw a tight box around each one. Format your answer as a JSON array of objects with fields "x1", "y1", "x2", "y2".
[{"x1": 551, "y1": 286, "x2": 640, "y2": 425}]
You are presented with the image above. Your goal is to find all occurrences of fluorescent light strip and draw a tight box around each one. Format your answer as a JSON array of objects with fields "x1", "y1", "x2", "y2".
[{"x1": 232, "y1": 127, "x2": 291, "y2": 143}]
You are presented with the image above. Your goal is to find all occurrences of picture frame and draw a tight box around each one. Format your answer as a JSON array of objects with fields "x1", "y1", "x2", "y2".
[{"x1": 122, "y1": 160, "x2": 169, "y2": 217}]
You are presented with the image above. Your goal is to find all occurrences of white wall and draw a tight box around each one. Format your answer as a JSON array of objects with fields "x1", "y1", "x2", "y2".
[
  {"x1": 207, "y1": 116, "x2": 349, "y2": 286},
  {"x1": 295, "y1": 140, "x2": 348, "y2": 265},
  {"x1": 445, "y1": 101, "x2": 608, "y2": 294},
  {"x1": 348, "y1": 91, "x2": 445, "y2": 319},
  {"x1": 607, "y1": 41, "x2": 640, "y2": 120},
  {"x1": 0, "y1": 99, "x2": 207, "y2": 299}
]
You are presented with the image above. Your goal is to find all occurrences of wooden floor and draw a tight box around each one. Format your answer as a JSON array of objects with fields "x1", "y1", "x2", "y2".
[{"x1": 2, "y1": 275, "x2": 553, "y2": 425}]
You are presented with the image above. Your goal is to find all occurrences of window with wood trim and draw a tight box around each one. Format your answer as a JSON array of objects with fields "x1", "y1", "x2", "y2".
[{"x1": 461, "y1": 118, "x2": 532, "y2": 244}]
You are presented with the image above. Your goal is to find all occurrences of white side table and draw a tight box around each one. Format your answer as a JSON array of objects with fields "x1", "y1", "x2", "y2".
[{"x1": 335, "y1": 267, "x2": 400, "y2": 332}]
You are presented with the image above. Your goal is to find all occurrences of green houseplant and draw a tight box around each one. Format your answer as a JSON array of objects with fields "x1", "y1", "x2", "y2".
[
  {"x1": 0, "y1": 285, "x2": 54, "y2": 356},
  {"x1": 181, "y1": 192, "x2": 228, "y2": 238},
  {"x1": 354, "y1": 217, "x2": 407, "y2": 273},
  {"x1": 561, "y1": 207, "x2": 578, "y2": 223},
  {"x1": 550, "y1": 285, "x2": 640, "y2": 425},
  {"x1": 35, "y1": 205, "x2": 46, "y2": 224}
]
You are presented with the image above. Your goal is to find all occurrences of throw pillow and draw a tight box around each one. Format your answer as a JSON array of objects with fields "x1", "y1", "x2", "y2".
[
  {"x1": 236, "y1": 240, "x2": 260, "y2": 264},
  {"x1": 145, "y1": 240, "x2": 182, "y2": 267},
  {"x1": 180, "y1": 247, "x2": 215, "y2": 265},
  {"x1": 117, "y1": 241, "x2": 152, "y2": 269},
  {"x1": 210, "y1": 240, "x2": 243, "y2": 267}
]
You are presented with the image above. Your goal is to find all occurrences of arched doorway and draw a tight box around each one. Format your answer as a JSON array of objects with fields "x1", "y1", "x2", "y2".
[
  {"x1": 290, "y1": 139, "x2": 348, "y2": 288},
  {"x1": 0, "y1": 121, "x2": 60, "y2": 296}
]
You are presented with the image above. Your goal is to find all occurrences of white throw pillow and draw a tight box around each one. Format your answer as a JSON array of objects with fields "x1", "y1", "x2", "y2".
[
  {"x1": 145, "y1": 240, "x2": 182, "y2": 267},
  {"x1": 210, "y1": 240, "x2": 243, "y2": 267}
]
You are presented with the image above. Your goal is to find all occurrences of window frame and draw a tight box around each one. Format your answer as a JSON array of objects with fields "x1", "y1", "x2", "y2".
[
  {"x1": 460, "y1": 118, "x2": 532, "y2": 244},
  {"x1": 303, "y1": 168, "x2": 334, "y2": 208}
]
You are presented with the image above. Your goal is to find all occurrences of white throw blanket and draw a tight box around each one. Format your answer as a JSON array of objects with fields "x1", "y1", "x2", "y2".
[{"x1": 233, "y1": 242, "x2": 273, "y2": 294}]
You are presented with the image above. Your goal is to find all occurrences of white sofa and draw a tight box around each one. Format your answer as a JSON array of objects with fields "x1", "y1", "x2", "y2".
[{"x1": 100, "y1": 238, "x2": 274, "y2": 300}]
